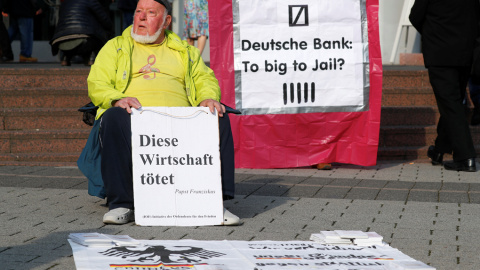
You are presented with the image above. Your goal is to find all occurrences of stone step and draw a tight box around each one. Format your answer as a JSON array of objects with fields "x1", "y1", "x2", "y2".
[
  {"x1": 381, "y1": 106, "x2": 439, "y2": 126},
  {"x1": 0, "y1": 108, "x2": 90, "y2": 130},
  {"x1": 0, "y1": 87, "x2": 90, "y2": 108},
  {"x1": 379, "y1": 125, "x2": 480, "y2": 147},
  {"x1": 381, "y1": 87, "x2": 437, "y2": 106},
  {"x1": 0, "y1": 67, "x2": 89, "y2": 89},
  {"x1": 0, "y1": 129, "x2": 88, "y2": 154},
  {"x1": 382, "y1": 69, "x2": 430, "y2": 89},
  {"x1": 0, "y1": 153, "x2": 80, "y2": 164}
]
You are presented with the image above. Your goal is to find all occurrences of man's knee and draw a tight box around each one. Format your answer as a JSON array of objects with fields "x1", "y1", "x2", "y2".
[{"x1": 102, "y1": 107, "x2": 130, "y2": 127}]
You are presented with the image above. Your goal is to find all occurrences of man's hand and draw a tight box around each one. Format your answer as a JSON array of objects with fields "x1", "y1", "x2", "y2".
[
  {"x1": 113, "y1": 97, "x2": 142, "y2": 114},
  {"x1": 199, "y1": 99, "x2": 225, "y2": 117}
]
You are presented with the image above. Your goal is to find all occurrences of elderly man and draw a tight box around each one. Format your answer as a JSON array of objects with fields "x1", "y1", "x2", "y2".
[{"x1": 87, "y1": 0, "x2": 239, "y2": 225}]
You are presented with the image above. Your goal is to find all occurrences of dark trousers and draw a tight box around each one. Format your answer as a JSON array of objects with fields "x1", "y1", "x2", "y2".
[
  {"x1": 99, "y1": 107, "x2": 235, "y2": 210},
  {"x1": 0, "y1": 18, "x2": 13, "y2": 59},
  {"x1": 428, "y1": 66, "x2": 476, "y2": 161}
]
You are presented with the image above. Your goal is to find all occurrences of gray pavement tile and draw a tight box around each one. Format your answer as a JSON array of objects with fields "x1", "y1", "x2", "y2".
[
  {"x1": 239, "y1": 175, "x2": 278, "y2": 184},
  {"x1": 408, "y1": 190, "x2": 438, "y2": 202},
  {"x1": 327, "y1": 178, "x2": 361, "y2": 187},
  {"x1": 284, "y1": 169, "x2": 319, "y2": 177},
  {"x1": 0, "y1": 166, "x2": 24, "y2": 173},
  {"x1": 468, "y1": 192, "x2": 480, "y2": 203},
  {"x1": 0, "y1": 166, "x2": 47, "y2": 175},
  {"x1": 313, "y1": 186, "x2": 350, "y2": 199},
  {"x1": 234, "y1": 173, "x2": 255, "y2": 182},
  {"x1": 439, "y1": 191, "x2": 470, "y2": 203},
  {"x1": 391, "y1": 228, "x2": 432, "y2": 240},
  {"x1": 234, "y1": 182, "x2": 264, "y2": 196},
  {"x1": 468, "y1": 183, "x2": 480, "y2": 191},
  {"x1": 412, "y1": 182, "x2": 442, "y2": 190},
  {"x1": 356, "y1": 179, "x2": 388, "y2": 188},
  {"x1": 269, "y1": 176, "x2": 310, "y2": 185},
  {"x1": 250, "y1": 183, "x2": 292, "y2": 197},
  {"x1": 384, "y1": 181, "x2": 415, "y2": 189},
  {"x1": 300, "y1": 177, "x2": 333, "y2": 186},
  {"x1": 282, "y1": 185, "x2": 321, "y2": 197},
  {"x1": 431, "y1": 220, "x2": 462, "y2": 231},
  {"x1": 376, "y1": 189, "x2": 409, "y2": 202},
  {"x1": 343, "y1": 187, "x2": 380, "y2": 200},
  {"x1": 442, "y1": 182, "x2": 470, "y2": 191},
  {"x1": 0, "y1": 178, "x2": 30, "y2": 187}
]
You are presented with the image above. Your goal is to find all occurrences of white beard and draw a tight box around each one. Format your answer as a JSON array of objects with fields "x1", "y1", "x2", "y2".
[{"x1": 131, "y1": 26, "x2": 163, "y2": 44}]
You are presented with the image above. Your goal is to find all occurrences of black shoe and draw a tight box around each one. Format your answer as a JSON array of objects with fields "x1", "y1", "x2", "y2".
[
  {"x1": 427, "y1": 145, "x2": 443, "y2": 165},
  {"x1": 444, "y1": 158, "x2": 476, "y2": 172},
  {"x1": 1, "y1": 55, "x2": 13, "y2": 62}
]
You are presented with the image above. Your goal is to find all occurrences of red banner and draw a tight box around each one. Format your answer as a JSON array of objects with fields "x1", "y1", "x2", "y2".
[{"x1": 210, "y1": 0, "x2": 382, "y2": 168}]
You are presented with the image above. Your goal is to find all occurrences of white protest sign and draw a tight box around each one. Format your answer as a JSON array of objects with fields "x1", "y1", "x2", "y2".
[
  {"x1": 234, "y1": 0, "x2": 368, "y2": 115},
  {"x1": 131, "y1": 107, "x2": 223, "y2": 226}
]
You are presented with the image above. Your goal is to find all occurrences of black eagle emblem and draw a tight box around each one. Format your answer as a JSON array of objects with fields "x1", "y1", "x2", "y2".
[{"x1": 100, "y1": 245, "x2": 226, "y2": 264}]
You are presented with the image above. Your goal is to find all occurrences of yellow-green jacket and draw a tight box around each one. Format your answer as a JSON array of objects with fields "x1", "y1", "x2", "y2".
[{"x1": 87, "y1": 26, "x2": 221, "y2": 120}]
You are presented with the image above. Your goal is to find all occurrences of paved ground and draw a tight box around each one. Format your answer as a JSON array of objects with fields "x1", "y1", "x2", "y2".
[{"x1": 0, "y1": 161, "x2": 479, "y2": 270}]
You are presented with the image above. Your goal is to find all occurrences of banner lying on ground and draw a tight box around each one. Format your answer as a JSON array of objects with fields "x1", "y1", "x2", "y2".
[
  {"x1": 131, "y1": 107, "x2": 223, "y2": 226},
  {"x1": 210, "y1": 0, "x2": 382, "y2": 168},
  {"x1": 69, "y1": 239, "x2": 434, "y2": 270}
]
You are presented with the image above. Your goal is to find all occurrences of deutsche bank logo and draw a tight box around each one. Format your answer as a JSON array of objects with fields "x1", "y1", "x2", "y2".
[{"x1": 289, "y1": 5, "x2": 309, "y2": 27}]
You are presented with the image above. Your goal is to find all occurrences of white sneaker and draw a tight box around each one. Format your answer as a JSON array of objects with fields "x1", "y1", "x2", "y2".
[
  {"x1": 103, "y1": 208, "x2": 134, "y2": 224},
  {"x1": 222, "y1": 208, "x2": 240, "y2": 226}
]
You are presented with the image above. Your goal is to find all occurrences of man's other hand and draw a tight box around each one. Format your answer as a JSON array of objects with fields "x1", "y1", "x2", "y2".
[
  {"x1": 199, "y1": 99, "x2": 225, "y2": 117},
  {"x1": 113, "y1": 97, "x2": 142, "y2": 114}
]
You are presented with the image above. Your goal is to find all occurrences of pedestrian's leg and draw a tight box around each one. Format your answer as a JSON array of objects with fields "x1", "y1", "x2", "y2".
[
  {"x1": 17, "y1": 17, "x2": 33, "y2": 58},
  {"x1": 428, "y1": 67, "x2": 476, "y2": 161}
]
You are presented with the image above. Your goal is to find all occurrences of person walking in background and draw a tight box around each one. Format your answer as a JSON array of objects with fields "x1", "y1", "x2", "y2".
[
  {"x1": 4, "y1": 0, "x2": 43, "y2": 62},
  {"x1": 0, "y1": 0, "x2": 13, "y2": 62},
  {"x1": 117, "y1": 0, "x2": 138, "y2": 30},
  {"x1": 183, "y1": 0, "x2": 208, "y2": 55},
  {"x1": 50, "y1": 0, "x2": 113, "y2": 66},
  {"x1": 409, "y1": 0, "x2": 479, "y2": 172}
]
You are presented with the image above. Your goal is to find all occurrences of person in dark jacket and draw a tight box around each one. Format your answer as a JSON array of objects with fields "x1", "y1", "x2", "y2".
[
  {"x1": 4, "y1": 0, "x2": 42, "y2": 62},
  {"x1": 409, "y1": 0, "x2": 479, "y2": 172},
  {"x1": 50, "y1": 0, "x2": 113, "y2": 66}
]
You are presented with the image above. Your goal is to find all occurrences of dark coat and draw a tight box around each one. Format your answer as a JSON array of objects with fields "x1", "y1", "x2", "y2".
[
  {"x1": 50, "y1": 0, "x2": 113, "y2": 55},
  {"x1": 409, "y1": 0, "x2": 480, "y2": 67},
  {"x1": 2, "y1": 0, "x2": 39, "y2": 18}
]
